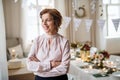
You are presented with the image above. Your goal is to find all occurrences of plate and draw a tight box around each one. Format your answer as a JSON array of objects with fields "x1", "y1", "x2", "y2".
[
  {"x1": 112, "y1": 71, "x2": 120, "y2": 77},
  {"x1": 83, "y1": 69, "x2": 100, "y2": 74}
]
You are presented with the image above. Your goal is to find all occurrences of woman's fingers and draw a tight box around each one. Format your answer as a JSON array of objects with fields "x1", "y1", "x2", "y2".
[
  {"x1": 29, "y1": 56, "x2": 40, "y2": 62},
  {"x1": 51, "y1": 61, "x2": 61, "y2": 68}
]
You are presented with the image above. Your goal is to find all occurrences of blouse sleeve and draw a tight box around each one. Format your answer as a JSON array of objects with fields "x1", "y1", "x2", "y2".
[
  {"x1": 26, "y1": 37, "x2": 51, "y2": 72},
  {"x1": 47, "y1": 40, "x2": 71, "y2": 76}
]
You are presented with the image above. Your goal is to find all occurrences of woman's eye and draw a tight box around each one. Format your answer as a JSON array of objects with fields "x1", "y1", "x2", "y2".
[
  {"x1": 47, "y1": 19, "x2": 50, "y2": 21},
  {"x1": 41, "y1": 18, "x2": 53, "y2": 23}
]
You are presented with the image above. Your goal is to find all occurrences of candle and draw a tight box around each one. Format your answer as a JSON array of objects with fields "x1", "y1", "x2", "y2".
[
  {"x1": 12, "y1": 49, "x2": 15, "y2": 53},
  {"x1": 89, "y1": 65, "x2": 93, "y2": 69},
  {"x1": 102, "y1": 68, "x2": 107, "y2": 73},
  {"x1": 11, "y1": 49, "x2": 16, "y2": 59}
]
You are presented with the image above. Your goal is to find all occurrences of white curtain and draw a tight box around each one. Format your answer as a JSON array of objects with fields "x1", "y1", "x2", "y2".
[{"x1": 0, "y1": 0, "x2": 8, "y2": 80}]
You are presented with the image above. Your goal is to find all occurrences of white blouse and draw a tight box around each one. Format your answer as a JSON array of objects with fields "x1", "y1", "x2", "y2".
[{"x1": 26, "y1": 33, "x2": 70, "y2": 77}]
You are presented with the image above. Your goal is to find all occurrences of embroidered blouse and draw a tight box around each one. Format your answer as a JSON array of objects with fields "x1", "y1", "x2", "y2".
[{"x1": 26, "y1": 33, "x2": 70, "y2": 77}]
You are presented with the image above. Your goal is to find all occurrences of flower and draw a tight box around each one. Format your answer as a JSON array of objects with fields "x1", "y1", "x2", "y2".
[
  {"x1": 80, "y1": 41, "x2": 91, "y2": 51},
  {"x1": 99, "y1": 50, "x2": 110, "y2": 59},
  {"x1": 81, "y1": 44, "x2": 91, "y2": 51},
  {"x1": 92, "y1": 50, "x2": 110, "y2": 69},
  {"x1": 95, "y1": 50, "x2": 110, "y2": 60},
  {"x1": 98, "y1": 54, "x2": 104, "y2": 60},
  {"x1": 71, "y1": 42, "x2": 77, "y2": 49},
  {"x1": 71, "y1": 42, "x2": 82, "y2": 49}
]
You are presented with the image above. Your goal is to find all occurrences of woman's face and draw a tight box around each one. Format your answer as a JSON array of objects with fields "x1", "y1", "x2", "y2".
[{"x1": 41, "y1": 13, "x2": 56, "y2": 35}]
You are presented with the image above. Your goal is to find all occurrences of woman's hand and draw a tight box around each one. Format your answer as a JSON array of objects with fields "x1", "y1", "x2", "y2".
[
  {"x1": 29, "y1": 56, "x2": 40, "y2": 62},
  {"x1": 50, "y1": 61, "x2": 61, "y2": 68}
]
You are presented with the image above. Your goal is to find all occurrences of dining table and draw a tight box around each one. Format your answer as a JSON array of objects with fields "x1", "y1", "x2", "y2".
[{"x1": 68, "y1": 55, "x2": 120, "y2": 80}]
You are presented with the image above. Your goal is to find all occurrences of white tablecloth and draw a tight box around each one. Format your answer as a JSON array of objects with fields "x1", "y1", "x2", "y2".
[{"x1": 68, "y1": 55, "x2": 120, "y2": 80}]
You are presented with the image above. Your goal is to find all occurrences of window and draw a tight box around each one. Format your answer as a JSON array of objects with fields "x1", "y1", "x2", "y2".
[
  {"x1": 103, "y1": 0, "x2": 120, "y2": 38},
  {"x1": 107, "y1": 5, "x2": 120, "y2": 37}
]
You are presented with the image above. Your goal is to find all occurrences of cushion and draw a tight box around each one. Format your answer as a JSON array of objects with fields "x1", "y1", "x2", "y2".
[
  {"x1": 6, "y1": 38, "x2": 20, "y2": 60},
  {"x1": 8, "y1": 44, "x2": 24, "y2": 59},
  {"x1": 6, "y1": 38, "x2": 20, "y2": 48}
]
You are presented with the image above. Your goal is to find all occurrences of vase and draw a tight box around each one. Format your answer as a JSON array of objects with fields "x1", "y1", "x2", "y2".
[{"x1": 80, "y1": 50, "x2": 90, "y2": 61}]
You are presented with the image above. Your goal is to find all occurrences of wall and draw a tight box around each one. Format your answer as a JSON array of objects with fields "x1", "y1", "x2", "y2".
[
  {"x1": 73, "y1": 0, "x2": 91, "y2": 42},
  {"x1": 3, "y1": 0, "x2": 20, "y2": 38},
  {"x1": 0, "y1": 0, "x2": 8, "y2": 80},
  {"x1": 106, "y1": 38, "x2": 120, "y2": 54}
]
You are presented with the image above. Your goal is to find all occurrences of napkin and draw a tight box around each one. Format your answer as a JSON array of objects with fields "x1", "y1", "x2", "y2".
[{"x1": 93, "y1": 73, "x2": 109, "y2": 78}]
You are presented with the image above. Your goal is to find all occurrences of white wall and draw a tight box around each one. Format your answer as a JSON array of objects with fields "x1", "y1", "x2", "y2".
[
  {"x1": 3, "y1": 0, "x2": 20, "y2": 38},
  {"x1": 74, "y1": 0, "x2": 91, "y2": 42},
  {"x1": 0, "y1": 0, "x2": 8, "y2": 80},
  {"x1": 106, "y1": 38, "x2": 120, "y2": 54}
]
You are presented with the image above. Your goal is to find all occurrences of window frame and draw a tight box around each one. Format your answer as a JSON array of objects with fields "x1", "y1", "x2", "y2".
[{"x1": 104, "y1": 3, "x2": 120, "y2": 38}]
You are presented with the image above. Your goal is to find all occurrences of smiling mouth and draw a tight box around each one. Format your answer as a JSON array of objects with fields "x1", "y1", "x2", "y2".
[{"x1": 44, "y1": 26, "x2": 49, "y2": 30}]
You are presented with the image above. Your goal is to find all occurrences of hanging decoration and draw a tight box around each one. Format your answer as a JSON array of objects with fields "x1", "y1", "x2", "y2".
[
  {"x1": 97, "y1": 19, "x2": 105, "y2": 30},
  {"x1": 90, "y1": 0, "x2": 97, "y2": 14},
  {"x1": 112, "y1": 18, "x2": 120, "y2": 32},
  {"x1": 73, "y1": 18, "x2": 82, "y2": 31},
  {"x1": 14, "y1": 0, "x2": 18, "y2": 3},
  {"x1": 75, "y1": 7, "x2": 86, "y2": 18},
  {"x1": 85, "y1": 19, "x2": 93, "y2": 32},
  {"x1": 61, "y1": 17, "x2": 71, "y2": 30}
]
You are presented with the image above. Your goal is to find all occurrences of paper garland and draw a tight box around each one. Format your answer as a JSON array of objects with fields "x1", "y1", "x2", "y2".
[
  {"x1": 97, "y1": 19, "x2": 105, "y2": 30},
  {"x1": 61, "y1": 17, "x2": 71, "y2": 30},
  {"x1": 90, "y1": 0, "x2": 97, "y2": 14},
  {"x1": 112, "y1": 18, "x2": 120, "y2": 31},
  {"x1": 61, "y1": 17, "x2": 120, "y2": 32},
  {"x1": 85, "y1": 19, "x2": 93, "y2": 32},
  {"x1": 73, "y1": 18, "x2": 82, "y2": 31}
]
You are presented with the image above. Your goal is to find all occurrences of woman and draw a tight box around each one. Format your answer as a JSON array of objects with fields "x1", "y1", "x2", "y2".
[{"x1": 26, "y1": 8, "x2": 70, "y2": 80}]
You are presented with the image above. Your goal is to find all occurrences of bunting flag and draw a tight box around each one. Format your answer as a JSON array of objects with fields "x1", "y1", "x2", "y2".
[
  {"x1": 73, "y1": 18, "x2": 82, "y2": 31},
  {"x1": 112, "y1": 18, "x2": 120, "y2": 31},
  {"x1": 61, "y1": 17, "x2": 71, "y2": 30},
  {"x1": 97, "y1": 19, "x2": 105, "y2": 30},
  {"x1": 85, "y1": 19, "x2": 93, "y2": 32}
]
